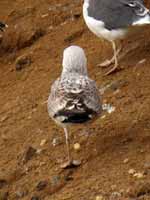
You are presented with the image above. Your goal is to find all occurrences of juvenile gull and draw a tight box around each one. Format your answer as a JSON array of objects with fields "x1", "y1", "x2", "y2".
[
  {"x1": 83, "y1": 0, "x2": 150, "y2": 75},
  {"x1": 47, "y1": 45, "x2": 102, "y2": 168}
]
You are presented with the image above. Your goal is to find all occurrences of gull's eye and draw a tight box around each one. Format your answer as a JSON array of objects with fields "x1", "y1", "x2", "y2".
[
  {"x1": 128, "y1": 2, "x2": 136, "y2": 7},
  {"x1": 128, "y1": 1, "x2": 147, "y2": 16}
]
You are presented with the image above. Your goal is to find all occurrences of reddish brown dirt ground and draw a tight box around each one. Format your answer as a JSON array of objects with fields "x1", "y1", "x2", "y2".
[{"x1": 1, "y1": 0, "x2": 150, "y2": 199}]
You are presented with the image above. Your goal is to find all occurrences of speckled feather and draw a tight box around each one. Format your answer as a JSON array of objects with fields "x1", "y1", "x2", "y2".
[{"x1": 48, "y1": 73, "x2": 101, "y2": 125}]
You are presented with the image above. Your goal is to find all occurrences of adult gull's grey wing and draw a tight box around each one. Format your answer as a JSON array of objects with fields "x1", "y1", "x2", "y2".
[{"x1": 87, "y1": 0, "x2": 149, "y2": 30}]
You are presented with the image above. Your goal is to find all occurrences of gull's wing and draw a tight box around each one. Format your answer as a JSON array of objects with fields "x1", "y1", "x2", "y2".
[
  {"x1": 87, "y1": 0, "x2": 149, "y2": 30},
  {"x1": 48, "y1": 75, "x2": 101, "y2": 124}
]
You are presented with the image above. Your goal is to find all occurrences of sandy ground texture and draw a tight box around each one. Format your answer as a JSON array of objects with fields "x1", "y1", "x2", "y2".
[{"x1": 1, "y1": 0, "x2": 150, "y2": 199}]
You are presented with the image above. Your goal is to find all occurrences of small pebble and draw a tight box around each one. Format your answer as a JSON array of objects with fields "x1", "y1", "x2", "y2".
[
  {"x1": 137, "y1": 58, "x2": 146, "y2": 65},
  {"x1": 95, "y1": 195, "x2": 105, "y2": 200},
  {"x1": 41, "y1": 13, "x2": 49, "y2": 18},
  {"x1": 60, "y1": 159, "x2": 81, "y2": 169},
  {"x1": 0, "y1": 115, "x2": 9, "y2": 123},
  {"x1": 111, "y1": 185, "x2": 117, "y2": 190},
  {"x1": 40, "y1": 139, "x2": 47, "y2": 146},
  {"x1": 128, "y1": 169, "x2": 136, "y2": 175},
  {"x1": 52, "y1": 137, "x2": 62, "y2": 146},
  {"x1": 123, "y1": 158, "x2": 129, "y2": 164},
  {"x1": 36, "y1": 149, "x2": 43, "y2": 154},
  {"x1": 133, "y1": 172, "x2": 144, "y2": 179},
  {"x1": 140, "y1": 149, "x2": 145, "y2": 153},
  {"x1": 101, "y1": 115, "x2": 106, "y2": 119},
  {"x1": 27, "y1": 115, "x2": 32, "y2": 120},
  {"x1": 25, "y1": 167, "x2": 29, "y2": 173},
  {"x1": 39, "y1": 161, "x2": 46, "y2": 167},
  {"x1": 73, "y1": 143, "x2": 81, "y2": 151},
  {"x1": 72, "y1": 159, "x2": 81, "y2": 166}
]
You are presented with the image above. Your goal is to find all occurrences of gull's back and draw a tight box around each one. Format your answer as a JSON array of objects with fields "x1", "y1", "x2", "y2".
[{"x1": 48, "y1": 73, "x2": 101, "y2": 125}]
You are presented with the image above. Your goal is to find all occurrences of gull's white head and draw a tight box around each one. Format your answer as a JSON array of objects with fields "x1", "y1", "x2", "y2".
[{"x1": 62, "y1": 45, "x2": 88, "y2": 76}]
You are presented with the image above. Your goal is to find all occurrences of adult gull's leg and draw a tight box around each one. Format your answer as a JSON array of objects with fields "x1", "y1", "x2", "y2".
[
  {"x1": 99, "y1": 45, "x2": 121, "y2": 67},
  {"x1": 104, "y1": 41, "x2": 119, "y2": 75}
]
